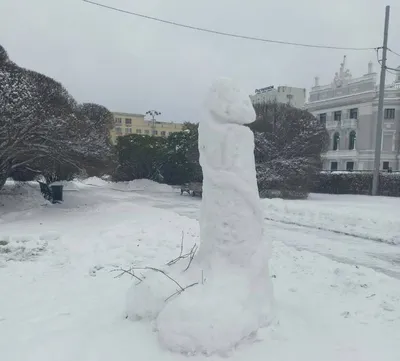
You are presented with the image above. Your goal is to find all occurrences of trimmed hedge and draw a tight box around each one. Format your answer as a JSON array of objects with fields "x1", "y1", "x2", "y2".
[
  {"x1": 313, "y1": 172, "x2": 400, "y2": 197},
  {"x1": 259, "y1": 188, "x2": 309, "y2": 199}
]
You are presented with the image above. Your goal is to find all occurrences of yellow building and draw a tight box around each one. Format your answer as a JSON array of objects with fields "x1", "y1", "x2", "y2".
[{"x1": 110, "y1": 112, "x2": 183, "y2": 144}]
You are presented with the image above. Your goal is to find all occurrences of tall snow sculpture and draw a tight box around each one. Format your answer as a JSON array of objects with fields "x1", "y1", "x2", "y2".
[{"x1": 156, "y1": 78, "x2": 273, "y2": 355}]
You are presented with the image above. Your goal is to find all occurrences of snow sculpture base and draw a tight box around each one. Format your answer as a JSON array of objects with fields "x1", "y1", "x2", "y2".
[{"x1": 126, "y1": 78, "x2": 273, "y2": 355}]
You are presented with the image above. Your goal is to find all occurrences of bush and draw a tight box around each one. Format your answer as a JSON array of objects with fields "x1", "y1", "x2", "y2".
[
  {"x1": 113, "y1": 134, "x2": 166, "y2": 182},
  {"x1": 259, "y1": 188, "x2": 308, "y2": 199},
  {"x1": 313, "y1": 171, "x2": 400, "y2": 197},
  {"x1": 251, "y1": 102, "x2": 329, "y2": 198}
]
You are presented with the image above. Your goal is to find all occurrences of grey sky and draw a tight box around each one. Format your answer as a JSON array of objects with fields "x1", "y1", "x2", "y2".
[{"x1": 1, "y1": 0, "x2": 399, "y2": 123}]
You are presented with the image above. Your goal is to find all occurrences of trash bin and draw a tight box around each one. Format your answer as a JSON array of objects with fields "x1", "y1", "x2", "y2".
[{"x1": 50, "y1": 185, "x2": 64, "y2": 202}]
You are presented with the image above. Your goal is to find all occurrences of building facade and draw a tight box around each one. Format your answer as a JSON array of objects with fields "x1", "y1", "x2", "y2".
[
  {"x1": 110, "y1": 112, "x2": 183, "y2": 144},
  {"x1": 306, "y1": 57, "x2": 400, "y2": 171},
  {"x1": 250, "y1": 85, "x2": 306, "y2": 108}
]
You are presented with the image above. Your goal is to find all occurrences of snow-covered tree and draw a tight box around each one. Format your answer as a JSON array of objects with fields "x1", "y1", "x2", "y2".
[
  {"x1": 76, "y1": 103, "x2": 114, "y2": 138},
  {"x1": 72, "y1": 103, "x2": 115, "y2": 178},
  {"x1": 250, "y1": 102, "x2": 329, "y2": 197},
  {"x1": 0, "y1": 47, "x2": 73, "y2": 187},
  {"x1": 0, "y1": 45, "x2": 114, "y2": 187}
]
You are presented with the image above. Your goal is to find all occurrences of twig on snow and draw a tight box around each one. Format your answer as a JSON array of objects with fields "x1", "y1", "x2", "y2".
[
  {"x1": 165, "y1": 282, "x2": 199, "y2": 302},
  {"x1": 166, "y1": 232, "x2": 198, "y2": 269},
  {"x1": 130, "y1": 266, "x2": 185, "y2": 291},
  {"x1": 113, "y1": 232, "x2": 201, "y2": 303},
  {"x1": 184, "y1": 244, "x2": 198, "y2": 272},
  {"x1": 111, "y1": 268, "x2": 143, "y2": 284},
  {"x1": 179, "y1": 231, "x2": 184, "y2": 257}
]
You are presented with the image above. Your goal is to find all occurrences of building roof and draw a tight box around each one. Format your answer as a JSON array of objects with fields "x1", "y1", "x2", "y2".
[{"x1": 112, "y1": 112, "x2": 145, "y2": 117}]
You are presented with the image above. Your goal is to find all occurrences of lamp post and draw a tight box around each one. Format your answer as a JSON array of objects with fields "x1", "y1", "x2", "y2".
[{"x1": 146, "y1": 110, "x2": 161, "y2": 136}]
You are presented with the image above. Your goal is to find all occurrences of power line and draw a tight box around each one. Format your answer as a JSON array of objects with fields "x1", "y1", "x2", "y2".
[
  {"x1": 386, "y1": 69, "x2": 398, "y2": 76},
  {"x1": 388, "y1": 48, "x2": 400, "y2": 57},
  {"x1": 82, "y1": 0, "x2": 376, "y2": 51}
]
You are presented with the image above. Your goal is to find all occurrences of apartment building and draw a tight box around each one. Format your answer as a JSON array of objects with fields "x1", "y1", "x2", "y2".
[
  {"x1": 110, "y1": 112, "x2": 183, "y2": 144},
  {"x1": 250, "y1": 85, "x2": 306, "y2": 109},
  {"x1": 305, "y1": 56, "x2": 400, "y2": 171}
]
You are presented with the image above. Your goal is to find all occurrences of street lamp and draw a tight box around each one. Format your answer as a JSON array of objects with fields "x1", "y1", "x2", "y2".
[{"x1": 146, "y1": 110, "x2": 161, "y2": 135}]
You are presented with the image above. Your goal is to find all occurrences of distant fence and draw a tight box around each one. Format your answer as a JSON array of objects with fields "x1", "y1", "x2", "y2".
[{"x1": 313, "y1": 171, "x2": 400, "y2": 197}]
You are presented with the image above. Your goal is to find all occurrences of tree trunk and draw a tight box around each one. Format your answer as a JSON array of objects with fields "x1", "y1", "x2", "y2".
[{"x1": 0, "y1": 160, "x2": 12, "y2": 191}]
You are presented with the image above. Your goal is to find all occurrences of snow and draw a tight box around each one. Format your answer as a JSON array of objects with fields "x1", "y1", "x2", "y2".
[
  {"x1": 1, "y1": 178, "x2": 400, "y2": 360},
  {"x1": 81, "y1": 176, "x2": 174, "y2": 192},
  {"x1": 0, "y1": 180, "x2": 48, "y2": 222},
  {"x1": 263, "y1": 193, "x2": 400, "y2": 245}
]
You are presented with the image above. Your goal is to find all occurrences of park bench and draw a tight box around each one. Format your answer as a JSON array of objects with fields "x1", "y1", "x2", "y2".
[{"x1": 180, "y1": 182, "x2": 203, "y2": 197}]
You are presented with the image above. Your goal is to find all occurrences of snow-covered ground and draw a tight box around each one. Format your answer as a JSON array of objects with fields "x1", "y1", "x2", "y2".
[
  {"x1": 1, "y1": 179, "x2": 400, "y2": 360},
  {"x1": 263, "y1": 194, "x2": 400, "y2": 245}
]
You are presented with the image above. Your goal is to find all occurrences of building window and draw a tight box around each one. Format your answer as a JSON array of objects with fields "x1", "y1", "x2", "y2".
[
  {"x1": 384, "y1": 108, "x2": 395, "y2": 119},
  {"x1": 382, "y1": 133, "x2": 393, "y2": 152},
  {"x1": 383, "y1": 161, "x2": 390, "y2": 170},
  {"x1": 334, "y1": 111, "x2": 342, "y2": 121},
  {"x1": 161, "y1": 131, "x2": 166, "y2": 136},
  {"x1": 152, "y1": 130, "x2": 158, "y2": 135},
  {"x1": 333, "y1": 132, "x2": 340, "y2": 150},
  {"x1": 114, "y1": 117, "x2": 122, "y2": 125},
  {"x1": 115, "y1": 127, "x2": 122, "y2": 135},
  {"x1": 349, "y1": 108, "x2": 358, "y2": 119},
  {"x1": 144, "y1": 130, "x2": 150, "y2": 135},
  {"x1": 125, "y1": 118, "x2": 132, "y2": 125},
  {"x1": 319, "y1": 113, "x2": 327, "y2": 124},
  {"x1": 330, "y1": 162, "x2": 338, "y2": 171},
  {"x1": 125, "y1": 128, "x2": 132, "y2": 134},
  {"x1": 349, "y1": 131, "x2": 356, "y2": 150},
  {"x1": 136, "y1": 129, "x2": 142, "y2": 134},
  {"x1": 346, "y1": 161, "x2": 354, "y2": 171}
]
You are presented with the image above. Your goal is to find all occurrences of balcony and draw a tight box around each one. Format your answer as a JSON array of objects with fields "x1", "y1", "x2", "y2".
[
  {"x1": 322, "y1": 149, "x2": 358, "y2": 158},
  {"x1": 341, "y1": 118, "x2": 358, "y2": 129},
  {"x1": 326, "y1": 120, "x2": 340, "y2": 130}
]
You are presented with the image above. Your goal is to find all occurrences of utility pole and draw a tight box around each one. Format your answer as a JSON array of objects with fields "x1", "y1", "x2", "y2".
[
  {"x1": 145, "y1": 110, "x2": 161, "y2": 136},
  {"x1": 372, "y1": 5, "x2": 390, "y2": 196}
]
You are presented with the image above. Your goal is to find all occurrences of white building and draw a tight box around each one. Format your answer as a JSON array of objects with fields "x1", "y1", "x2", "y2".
[
  {"x1": 305, "y1": 56, "x2": 400, "y2": 171},
  {"x1": 250, "y1": 85, "x2": 306, "y2": 109}
]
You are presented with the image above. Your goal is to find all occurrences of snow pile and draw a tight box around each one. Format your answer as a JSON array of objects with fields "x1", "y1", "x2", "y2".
[
  {"x1": 262, "y1": 193, "x2": 400, "y2": 245},
  {"x1": 75, "y1": 177, "x2": 175, "y2": 193},
  {"x1": 112, "y1": 179, "x2": 174, "y2": 193},
  {"x1": 126, "y1": 78, "x2": 272, "y2": 355},
  {"x1": 0, "y1": 234, "x2": 48, "y2": 263},
  {"x1": 79, "y1": 176, "x2": 110, "y2": 187},
  {"x1": 0, "y1": 181, "x2": 46, "y2": 221}
]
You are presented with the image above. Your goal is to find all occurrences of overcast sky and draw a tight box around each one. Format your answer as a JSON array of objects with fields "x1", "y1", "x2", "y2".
[{"x1": 1, "y1": 0, "x2": 400, "y2": 122}]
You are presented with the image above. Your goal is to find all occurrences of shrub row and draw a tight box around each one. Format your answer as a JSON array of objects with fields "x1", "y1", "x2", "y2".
[{"x1": 313, "y1": 172, "x2": 400, "y2": 197}]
